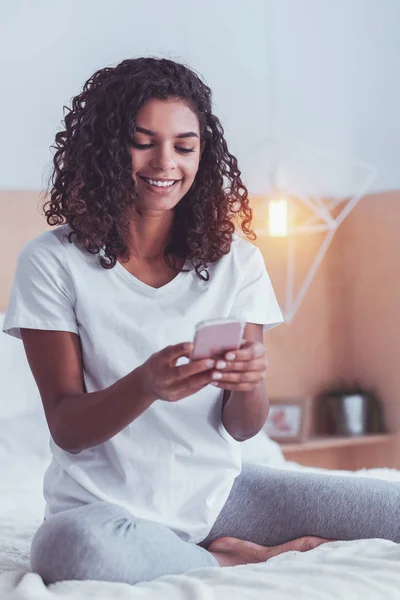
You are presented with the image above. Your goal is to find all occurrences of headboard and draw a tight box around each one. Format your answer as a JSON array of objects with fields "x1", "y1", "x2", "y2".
[{"x1": 0, "y1": 190, "x2": 49, "y2": 311}]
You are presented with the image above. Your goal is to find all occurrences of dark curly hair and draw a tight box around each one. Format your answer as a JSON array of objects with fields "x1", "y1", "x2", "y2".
[{"x1": 44, "y1": 57, "x2": 255, "y2": 280}]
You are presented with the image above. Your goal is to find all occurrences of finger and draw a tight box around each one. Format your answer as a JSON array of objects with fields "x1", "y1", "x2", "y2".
[
  {"x1": 175, "y1": 357, "x2": 216, "y2": 379},
  {"x1": 162, "y1": 342, "x2": 194, "y2": 366},
  {"x1": 225, "y1": 341, "x2": 265, "y2": 362},
  {"x1": 172, "y1": 370, "x2": 215, "y2": 398},
  {"x1": 211, "y1": 369, "x2": 266, "y2": 384},
  {"x1": 215, "y1": 358, "x2": 267, "y2": 372}
]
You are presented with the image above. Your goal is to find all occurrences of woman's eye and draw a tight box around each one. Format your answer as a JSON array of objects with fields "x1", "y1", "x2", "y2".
[
  {"x1": 131, "y1": 142, "x2": 195, "y2": 154},
  {"x1": 132, "y1": 142, "x2": 152, "y2": 149},
  {"x1": 176, "y1": 147, "x2": 195, "y2": 154}
]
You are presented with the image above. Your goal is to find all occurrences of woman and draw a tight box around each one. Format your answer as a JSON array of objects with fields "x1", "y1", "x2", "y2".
[{"x1": 4, "y1": 57, "x2": 400, "y2": 586}]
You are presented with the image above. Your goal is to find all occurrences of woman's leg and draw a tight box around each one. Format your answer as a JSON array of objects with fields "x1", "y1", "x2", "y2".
[
  {"x1": 31, "y1": 501, "x2": 217, "y2": 585},
  {"x1": 203, "y1": 464, "x2": 400, "y2": 548}
]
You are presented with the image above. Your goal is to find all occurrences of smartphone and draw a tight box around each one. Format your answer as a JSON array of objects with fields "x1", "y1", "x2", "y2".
[{"x1": 191, "y1": 318, "x2": 245, "y2": 361}]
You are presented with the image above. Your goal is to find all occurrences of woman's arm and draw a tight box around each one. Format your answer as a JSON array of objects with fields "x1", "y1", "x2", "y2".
[
  {"x1": 21, "y1": 329, "x2": 156, "y2": 453},
  {"x1": 220, "y1": 323, "x2": 270, "y2": 441},
  {"x1": 21, "y1": 329, "x2": 215, "y2": 453}
]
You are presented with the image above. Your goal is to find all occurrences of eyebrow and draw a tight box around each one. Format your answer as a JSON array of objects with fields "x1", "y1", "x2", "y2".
[{"x1": 135, "y1": 126, "x2": 199, "y2": 139}]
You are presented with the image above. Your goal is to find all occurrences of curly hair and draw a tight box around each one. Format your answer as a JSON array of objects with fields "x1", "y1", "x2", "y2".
[{"x1": 44, "y1": 57, "x2": 255, "y2": 280}]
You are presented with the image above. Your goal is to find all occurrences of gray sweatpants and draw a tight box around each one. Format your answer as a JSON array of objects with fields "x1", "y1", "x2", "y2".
[{"x1": 31, "y1": 465, "x2": 400, "y2": 585}]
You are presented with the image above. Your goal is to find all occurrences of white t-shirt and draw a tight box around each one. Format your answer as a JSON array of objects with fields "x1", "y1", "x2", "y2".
[{"x1": 3, "y1": 225, "x2": 283, "y2": 543}]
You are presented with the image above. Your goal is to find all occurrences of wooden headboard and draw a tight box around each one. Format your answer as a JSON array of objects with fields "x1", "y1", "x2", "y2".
[{"x1": 0, "y1": 190, "x2": 50, "y2": 311}]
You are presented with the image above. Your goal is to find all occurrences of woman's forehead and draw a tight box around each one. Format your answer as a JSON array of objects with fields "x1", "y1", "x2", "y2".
[{"x1": 135, "y1": 98, "x2": 200, "y2": 137}]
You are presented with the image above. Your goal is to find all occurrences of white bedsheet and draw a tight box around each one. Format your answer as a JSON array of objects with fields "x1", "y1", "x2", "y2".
[{"x1": 2, "y1": 456, "x2": 400, "y2": 600}]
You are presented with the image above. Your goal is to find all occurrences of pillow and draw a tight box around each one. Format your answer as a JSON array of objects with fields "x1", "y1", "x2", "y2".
[
  {"x1": 0, "y1": 409, "x2": 51, "y2": 463},
  {"x1": 240, "y1": 429, "x2": 287, "y2": 468},
  {"x1": 0, "y1": 312, "x2": 42, "y2": 418}
]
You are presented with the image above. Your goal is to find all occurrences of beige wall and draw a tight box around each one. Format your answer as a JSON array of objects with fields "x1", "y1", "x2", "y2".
[
  {"x1": 336, "y1": 191, "x2": 400, "y2": 431},
  {"x1": 1, "y1": 189, "x2": 400, "y2": 434},
  {"x1": 0, "y1": 190, "x2": 50, "y2": 311},
  {"x1": 260, "y1": 190, "x2": 400, "y2": 435}
]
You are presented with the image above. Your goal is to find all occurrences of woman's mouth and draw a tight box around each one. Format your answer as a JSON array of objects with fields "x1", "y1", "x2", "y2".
[{"x1": 138, "y1": 175, "x2": 181, "y2": 194}]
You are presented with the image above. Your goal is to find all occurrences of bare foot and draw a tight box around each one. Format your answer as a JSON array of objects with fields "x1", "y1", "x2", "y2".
[{"x1": 208, "y1": 535, "x2": 331, "y2": 567}]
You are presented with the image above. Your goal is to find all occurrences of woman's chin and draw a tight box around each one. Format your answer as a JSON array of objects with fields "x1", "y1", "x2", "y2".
[
  {"x1": 134, "y1": 193, "x2": 183, "y2": 214},
  {"x1": 134, "y1": 181, "x2": 188, "y2": 212}
]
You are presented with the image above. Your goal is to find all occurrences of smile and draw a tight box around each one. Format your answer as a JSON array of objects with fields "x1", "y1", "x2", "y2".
[{"x1": 139, "y1": 176, "x2": 179, "y2": 188}]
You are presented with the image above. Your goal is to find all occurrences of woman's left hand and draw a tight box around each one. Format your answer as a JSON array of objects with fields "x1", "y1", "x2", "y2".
[{"x1": 210, "y1": 340, "x2": 268, "y2": 392}]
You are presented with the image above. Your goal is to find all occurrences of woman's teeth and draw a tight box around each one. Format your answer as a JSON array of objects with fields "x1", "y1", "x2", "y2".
[{"x1": 143, "y1": 178, "x2": 176, "y2": 187}]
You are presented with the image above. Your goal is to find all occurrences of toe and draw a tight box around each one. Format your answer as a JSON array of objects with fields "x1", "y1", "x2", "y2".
[{"x1": 286, "y1": 536, "x2": 330, "y2": 552}]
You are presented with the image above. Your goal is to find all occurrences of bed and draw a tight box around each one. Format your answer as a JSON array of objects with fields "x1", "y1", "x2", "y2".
[
  {"x1": 1, "y1": 197, "x2": 400, "y2": 599},
  {"x1": 2, "y1": 417, "x2": 400, "y2": 600}
]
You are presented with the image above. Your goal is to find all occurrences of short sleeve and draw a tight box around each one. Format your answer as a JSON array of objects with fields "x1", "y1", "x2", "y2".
[
  {"x1": 228, "y1": 244, "x2": 283, "y2": 331},
  {"x1": 3, "y1": 233, "x2": 78, "y2": 340}
]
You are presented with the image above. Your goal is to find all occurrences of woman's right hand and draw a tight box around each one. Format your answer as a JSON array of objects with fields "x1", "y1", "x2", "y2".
[{"x1": 139, "y1": 342, "x2": 216, "y2": 403}]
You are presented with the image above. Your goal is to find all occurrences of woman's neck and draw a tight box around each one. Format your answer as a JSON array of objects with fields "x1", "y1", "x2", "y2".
[{"x1": 125, "y1": 210, "x2": 174, "y2": 260}]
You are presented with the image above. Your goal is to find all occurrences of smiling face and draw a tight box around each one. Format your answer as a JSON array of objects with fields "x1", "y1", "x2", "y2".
[{"x1": 129, "y1": 97, "x2": 203, "y2": 214}]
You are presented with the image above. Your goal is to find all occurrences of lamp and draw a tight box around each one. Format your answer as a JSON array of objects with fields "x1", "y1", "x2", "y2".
[
  {"x1": 254, "y1": 155, "x2": 377, "y2": 323},
  {"x1": 268, "y1": 197, "x2": 288, "y2": 237}
]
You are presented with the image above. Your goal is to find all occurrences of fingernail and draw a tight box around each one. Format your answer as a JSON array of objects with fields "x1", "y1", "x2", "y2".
[
  {"x1": 216, "y1": 360, "x2": 227, "y2": 369},
  {"x1": 226, "y1": 353, "x2": 236, "y2": 361},
  {"x1": 206, "y1": 360, "x2": 215, "y2": 368},
  {"x1": 212, "y1": 372, "x2": 223, "y2": 380},
  {"x1": 211, "y1": 382, "x2": 220, "y2": 387}
]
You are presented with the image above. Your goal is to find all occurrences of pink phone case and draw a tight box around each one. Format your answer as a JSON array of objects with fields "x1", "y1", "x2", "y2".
[{"x1": 191, "y1": 320, "x2": 244, "y2": 360}]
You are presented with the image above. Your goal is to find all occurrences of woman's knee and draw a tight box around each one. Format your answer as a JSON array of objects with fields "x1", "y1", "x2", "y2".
[
  {"x1": 31, "y1": 501, "x2": 215, "y2": 585},
  {"x1": 31, "y1": 502, "x2": 136, "y2": 584}
]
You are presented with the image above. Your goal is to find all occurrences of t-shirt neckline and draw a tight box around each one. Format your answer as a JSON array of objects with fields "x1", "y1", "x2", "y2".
[{"x1": 114, "y1": 259, "x2": 190, "y2": 296}]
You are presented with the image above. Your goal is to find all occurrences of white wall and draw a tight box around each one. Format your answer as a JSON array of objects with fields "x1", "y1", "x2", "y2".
[
  {"x1": 0, "y1": 0, "x2": 399, "y2": 195},
  {"x1": 0, "y1": 0, "x2": 271, "y2": 190},
  {"x1": 264, "y1": 0, "x2": 400, "y2": 195}
]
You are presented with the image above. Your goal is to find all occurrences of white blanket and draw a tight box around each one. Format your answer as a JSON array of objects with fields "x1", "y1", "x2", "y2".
[{"x1": 2, "y1": 456, "x2": 400, "y2": 600}]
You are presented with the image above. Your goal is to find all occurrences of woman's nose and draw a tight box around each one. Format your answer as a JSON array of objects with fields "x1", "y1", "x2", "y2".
[{"x1": 150, "y1": 146, "x2": 177, "y2": 172}]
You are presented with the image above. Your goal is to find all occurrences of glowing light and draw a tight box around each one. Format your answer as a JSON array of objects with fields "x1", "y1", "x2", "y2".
[{"x1": 268, "y1": 198, "x2": 288, "y2": 236}]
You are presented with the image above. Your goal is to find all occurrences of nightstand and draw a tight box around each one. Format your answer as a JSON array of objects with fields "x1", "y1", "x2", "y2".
[{"x1": 280, "y1": 434, "x2": 397, "y2": 470}]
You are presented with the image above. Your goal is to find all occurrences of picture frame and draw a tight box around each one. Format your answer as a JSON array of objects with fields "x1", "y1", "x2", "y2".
[{"x1": 264, "y1": 397, "x2": 313, "y2": 443}]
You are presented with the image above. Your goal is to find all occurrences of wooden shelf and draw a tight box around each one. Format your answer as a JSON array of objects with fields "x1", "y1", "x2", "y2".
[{"x1": 280, "y1": 433, "x2": 396, "y2": 453}]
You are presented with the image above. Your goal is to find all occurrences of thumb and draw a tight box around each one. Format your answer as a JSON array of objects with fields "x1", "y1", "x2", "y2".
[{"x1": 164, "y1": 342, "x2": 194, "y2": 365}]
